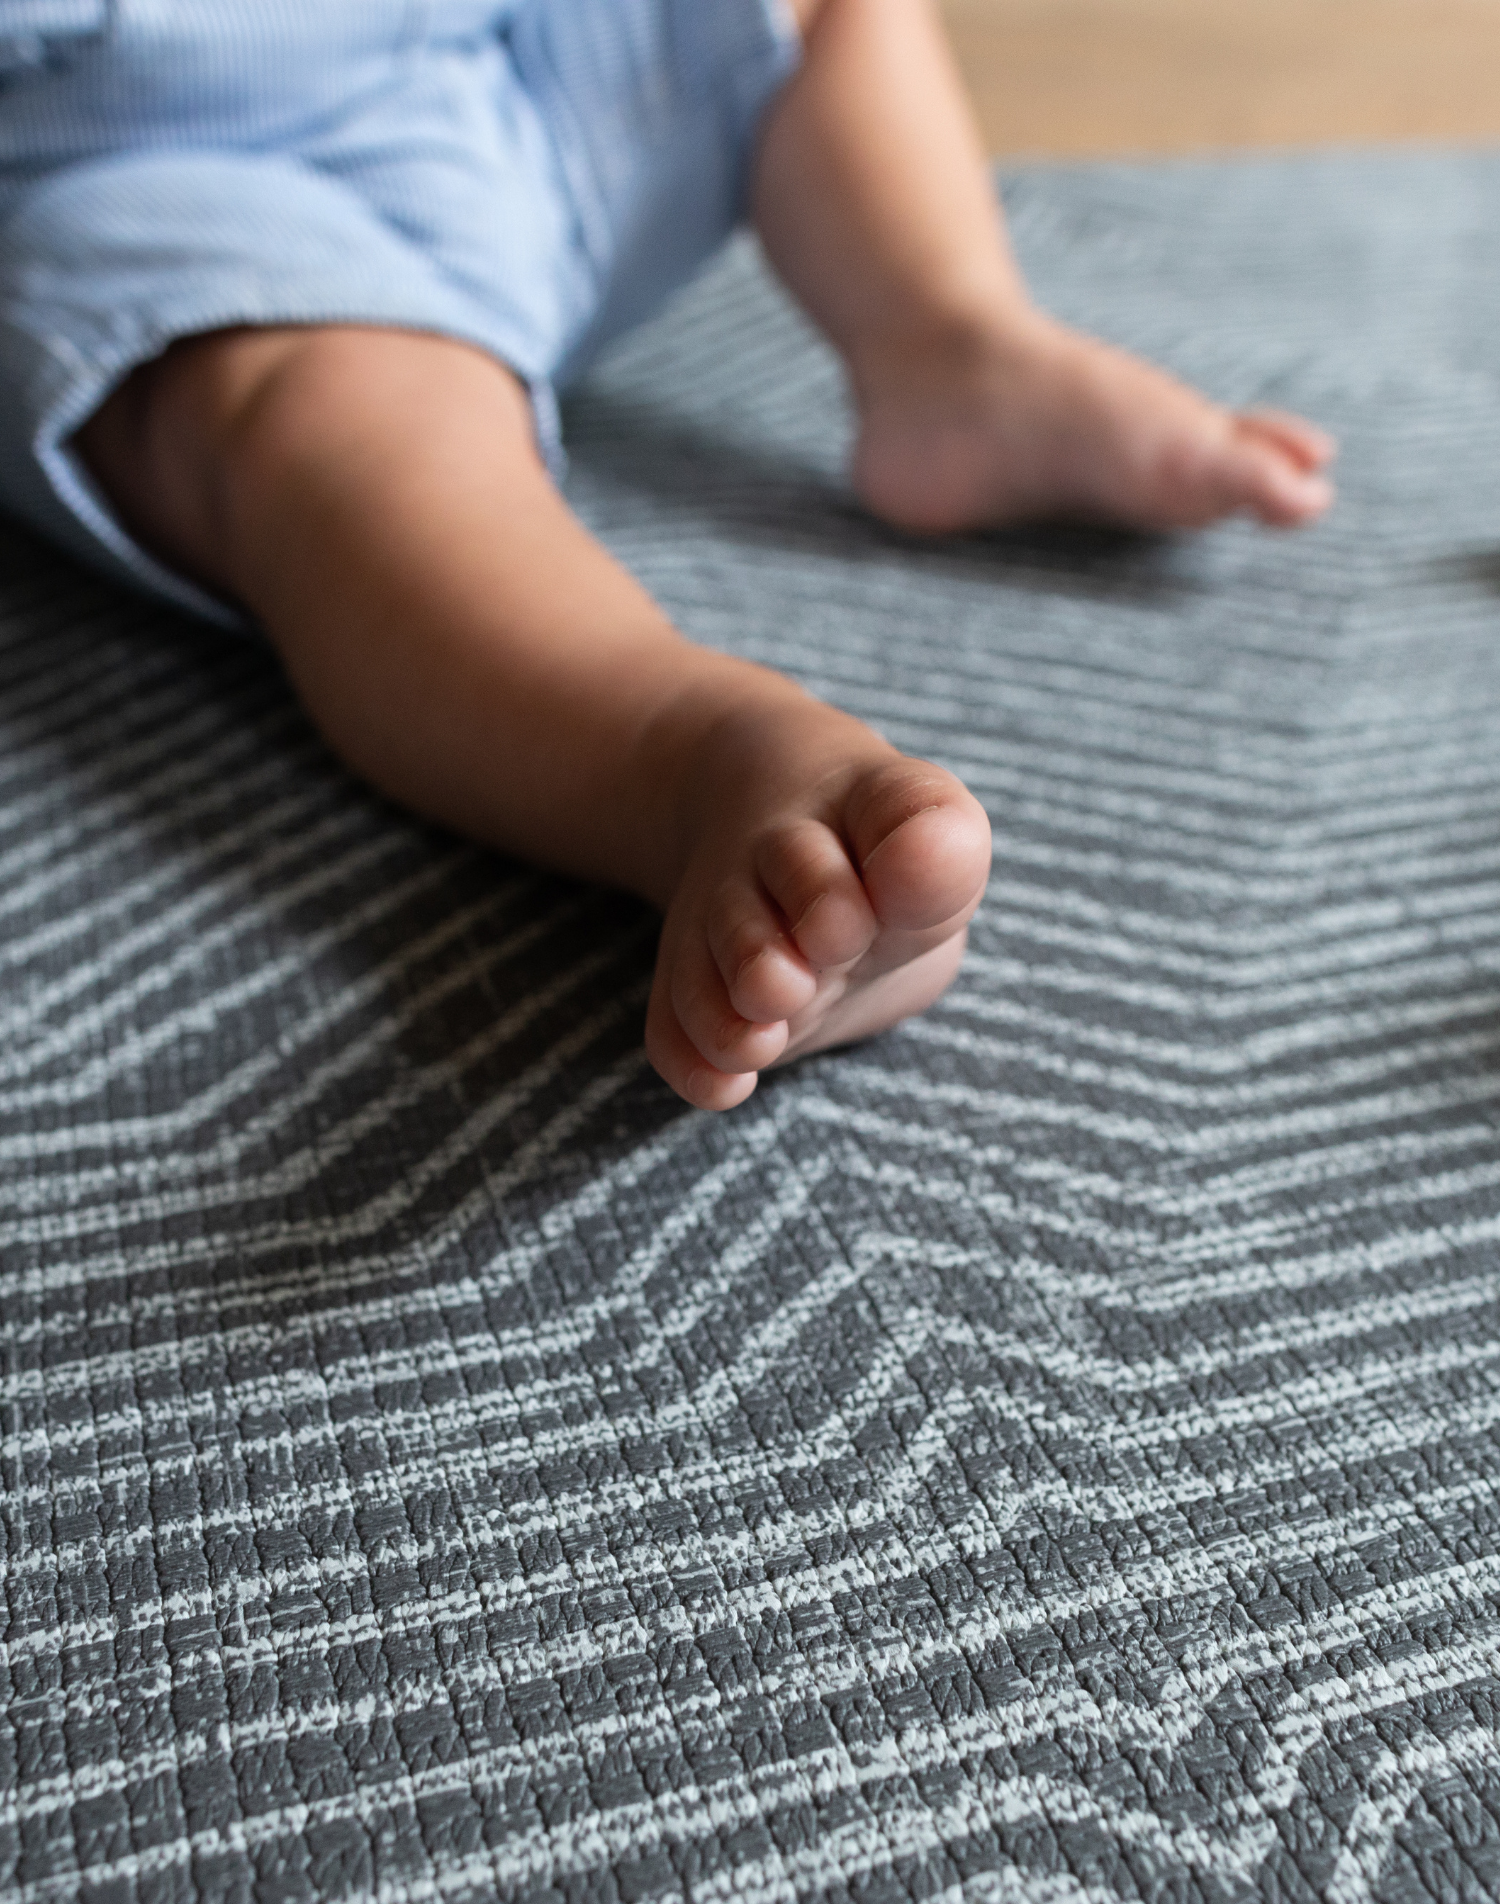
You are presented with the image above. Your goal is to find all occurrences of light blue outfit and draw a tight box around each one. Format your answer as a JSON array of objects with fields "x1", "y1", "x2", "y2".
[{"x1": 0, "y1": 0, "x2": 799, "y2": 621}]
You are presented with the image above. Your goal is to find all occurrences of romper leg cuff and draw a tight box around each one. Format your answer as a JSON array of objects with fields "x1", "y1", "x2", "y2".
[{"x1": 0, "y1": 147, "x2": 566, "y2": 625}]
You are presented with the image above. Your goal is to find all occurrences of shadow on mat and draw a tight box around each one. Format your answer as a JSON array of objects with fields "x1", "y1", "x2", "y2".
[
  {"x1": 0, "y1": 522, "x2": 691, "y2": 1324},
  {"x1": 1421, "y1": 546, "x2": 1500, "y2": 595},
  {"x1": 563, "y1": 387, "x2": 1208, "y2": 607}
]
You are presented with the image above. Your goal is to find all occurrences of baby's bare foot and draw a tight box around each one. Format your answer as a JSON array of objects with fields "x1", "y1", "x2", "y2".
[
  {"x1": 643, "y1": 684, "x2": 991, "y2": 1111},
  {"x1": 853, "y1": 313, "x2": 1336, "y2": 537}
]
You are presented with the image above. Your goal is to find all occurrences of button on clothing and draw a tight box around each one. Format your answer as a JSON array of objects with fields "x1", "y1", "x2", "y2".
[{"x1": 0, "y1": 0, "x2": 799, "y2": 621}]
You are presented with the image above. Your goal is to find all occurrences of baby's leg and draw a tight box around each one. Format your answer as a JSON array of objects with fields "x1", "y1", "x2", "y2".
[
  {"x1": 759, "y1": 0, "x2": 1335, "y2": 533},
  {"x1": 77, "y1": 326, "x2": 991, "y2": 1108}
]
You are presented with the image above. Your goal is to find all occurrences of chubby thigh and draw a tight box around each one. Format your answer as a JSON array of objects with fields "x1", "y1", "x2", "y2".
[{"x1": 0, "y1": 0, "x2": 798, "y2": 619}]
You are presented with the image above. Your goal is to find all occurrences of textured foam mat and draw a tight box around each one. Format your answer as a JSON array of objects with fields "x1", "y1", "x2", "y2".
[{"x1": 5, "y1": 152, "x2": 1500, "y2": 1903}]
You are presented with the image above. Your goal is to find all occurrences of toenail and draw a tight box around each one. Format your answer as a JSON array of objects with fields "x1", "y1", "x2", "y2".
[
  {"x1": 859, "y1": 802, "x2": 943, "y2": 870},
  {"x1": 689, "y1": 1062, "x2": 754, "y2": 1108},
  {"x1": 788, "y1": 893, "x2": 825, "y2": 937},
  {"x1": 736, "y1": 940, "x2": 795, "y2": 989},
  {"x1": 714, "y1": 1014, "x2": 748, "y2": 1053},
  {"x1": 734, "y1": 946, "x2": 768, "y2": 987}
]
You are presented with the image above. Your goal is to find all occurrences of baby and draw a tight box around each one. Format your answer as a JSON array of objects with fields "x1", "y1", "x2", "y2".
[{"x1": 0, "y1": 0, "x2": 1334, "y2": 1109}]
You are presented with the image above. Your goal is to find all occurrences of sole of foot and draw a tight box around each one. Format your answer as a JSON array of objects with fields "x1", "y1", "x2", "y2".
[{"x1": 644, "y1": 690, "x2": 992, "y2": 1111}]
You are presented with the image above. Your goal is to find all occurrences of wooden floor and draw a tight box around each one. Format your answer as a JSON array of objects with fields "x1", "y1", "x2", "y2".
[{"x1": 940, "y1": 0, "x2": 1500, "y2": 156}]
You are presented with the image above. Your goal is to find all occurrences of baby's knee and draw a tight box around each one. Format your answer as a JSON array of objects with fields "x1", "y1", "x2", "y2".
[{"x1": 79, "y1": 325, "x2": 529, "y2": 597}]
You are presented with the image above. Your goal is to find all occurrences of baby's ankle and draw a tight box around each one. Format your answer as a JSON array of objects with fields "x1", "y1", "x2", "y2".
[{"x1": 849, "y1": 295, "x2": 1052, "y2": 417}]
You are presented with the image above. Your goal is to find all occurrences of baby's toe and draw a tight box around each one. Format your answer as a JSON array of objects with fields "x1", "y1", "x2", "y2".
[
  {"x1": 706, "y1": 883, "x2": 820, "y2": 1023},
  {"x1": 843, "y1": 763, "x2": 993, "y2": 931},
  {"x1": 1238, "y1": 408, "x2": 1338, "y2": 472},
  {"x1": 671, "y1": 930, "x2": 790, "y2": 1076},
  {"x1": 1224, "y1": 417, "x2": 1336, "y2": 525},
  {"x1": 645, "y1": 948, "x2": 766, "y2": 1113},
  {"x1": 755, "y1": 820, "x2": 879, "y2": 970}
]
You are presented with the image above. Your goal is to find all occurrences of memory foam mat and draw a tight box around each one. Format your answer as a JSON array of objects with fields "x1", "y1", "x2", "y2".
[{"x1": 5, "y1": 150, "x2": 1500, "y2": 1904}]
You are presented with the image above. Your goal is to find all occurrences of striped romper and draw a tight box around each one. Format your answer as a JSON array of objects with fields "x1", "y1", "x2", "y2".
[{"x1": 0, "y1": 0, "x2": 799, "y2": 620}]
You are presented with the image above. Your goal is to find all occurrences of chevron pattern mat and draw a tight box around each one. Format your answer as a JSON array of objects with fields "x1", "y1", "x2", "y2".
[{"x1": 6, "y1": 150, "x2": 1500, "y2": 1904}]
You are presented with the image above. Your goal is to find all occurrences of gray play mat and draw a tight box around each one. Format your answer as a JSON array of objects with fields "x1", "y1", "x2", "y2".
[{"x1": 5, "y1": 150, "x2": 1500, "y2": 1902}]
